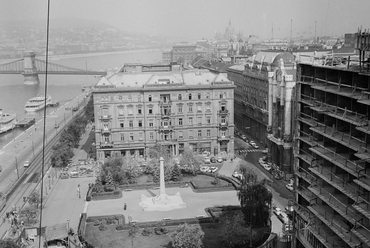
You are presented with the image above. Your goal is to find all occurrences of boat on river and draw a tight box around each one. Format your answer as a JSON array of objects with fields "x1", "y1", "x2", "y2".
[
  {"x1": 0, "y1": 109, "x2": 16, "y2": 134},
  {"x1": 24, "y1": 95, "x2": 52, "y2": 112}
]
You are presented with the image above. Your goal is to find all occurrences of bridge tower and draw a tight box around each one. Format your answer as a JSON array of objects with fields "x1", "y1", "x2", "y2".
[{"x1": 22, "y1": 51, "x2": 40, "y2": 85}]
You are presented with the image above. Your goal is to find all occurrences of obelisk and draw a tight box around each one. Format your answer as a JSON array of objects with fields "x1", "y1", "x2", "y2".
[{"x1": 159, "y1": 157, "x2": 166, "y2": 196}]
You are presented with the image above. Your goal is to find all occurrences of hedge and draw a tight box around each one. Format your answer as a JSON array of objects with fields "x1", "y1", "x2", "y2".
[{"x1": 91, "y1": 190, "x2": 122, "y2": 201}]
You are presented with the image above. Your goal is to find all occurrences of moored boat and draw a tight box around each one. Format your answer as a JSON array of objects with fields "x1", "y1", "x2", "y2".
[
  {"x1": 0, "y1": 109, "x2": 16, "y2": 134},
  {"x1": 24, "y1": 95, "x2": 52, "y2": 112}
]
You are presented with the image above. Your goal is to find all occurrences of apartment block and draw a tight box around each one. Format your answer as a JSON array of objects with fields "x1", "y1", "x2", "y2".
[
  {"x1": 294, "y1": 52, "x2": 370, "y2": 247},
  {"x1": 92, "y1": 64, "x2": 235, "y2": 161}
]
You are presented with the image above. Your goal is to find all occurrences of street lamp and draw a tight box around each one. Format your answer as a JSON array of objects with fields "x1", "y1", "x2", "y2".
[
  {"x1": 48, "y1": 175, "x2": 51, "y2": 189},
  {"x1": 67, "y1": 218, "x2": 70, "y2": 247}
]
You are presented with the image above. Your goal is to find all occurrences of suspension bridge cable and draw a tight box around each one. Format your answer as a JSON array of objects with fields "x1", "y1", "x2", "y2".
[{"x1": 39, "y1": 0, "x2": 51, "y2": 247}]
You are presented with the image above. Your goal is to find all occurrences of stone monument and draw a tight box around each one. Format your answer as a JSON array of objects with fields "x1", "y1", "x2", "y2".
[{"x1": 139, "y1": 157, "x2": 186, "y2": 211}]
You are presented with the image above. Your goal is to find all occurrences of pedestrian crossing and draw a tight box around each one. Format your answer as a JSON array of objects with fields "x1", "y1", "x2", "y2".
[{"x1": 236, "y1": 149, "x2": 265, "y2": 154}]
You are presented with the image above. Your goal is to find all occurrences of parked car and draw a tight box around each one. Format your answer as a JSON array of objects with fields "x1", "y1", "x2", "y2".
[
  {"x1": 210, "y1": 157, "x2": 216, "y2": 163},
  {"x1": 261, "y1": 148, "x2": 268, "y2": 154},
  {"x1": 204, "y1": 157, "x2": 211, "y2": 164},
  {"x1": 23, "y1": 160, "x2": 31, "y2": 168},
  {"x1": 263, "y1": 164, "x2": 272, "y2": 171},
  {"x1": 249, "y1": 141, "x2": 259, "y2": 149},
  {"x1": 209, "y1": 167, "x2": 218, "y2": 173},
  {"x1": 241, "y1": 135, "x2": 248, "y2": 141},
  {"x1": 203, "y1": 151, "x2": 210, "y2": 156},
  {"x1": 232, "y1": 171, "x2": 243, "y2": 180},
  {"x1": 200, "y1": 166, "x2": 210, "y2": 172},
  {"x1": 286, "y1": 183, "x2": 293, "y2": 191},
  {"x1": 217, "y1": 157, "x2": 223, "y2": 163}
]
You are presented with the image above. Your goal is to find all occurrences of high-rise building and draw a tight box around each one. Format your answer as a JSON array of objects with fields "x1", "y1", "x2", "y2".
[
  {"x1": 293, "y1": 32, "x2": 370, "y2": 248},
  {"x1": 92, "y1": 64, "x2": 235, "y2": 161}
]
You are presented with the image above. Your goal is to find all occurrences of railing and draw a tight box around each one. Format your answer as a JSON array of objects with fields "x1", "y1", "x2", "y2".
[
  {"x1": 309, "y1": 144, "x2": 364, "y2": 176},
  {"x1": 299, "y1": 75, "x2": 314, "y2": 84},
  {"x1": 217, "y1": 135, "x2": 230, "y2": 141},
  {"x1": 159, "y1": 100, "x2": 172, "y2": 105},
  {"x1": 218, "y1": 109, "x2": 229, "y2": 115},
  {"x1": 99, "y1": 141, "x2": 114, "y2": 147},
  {"x1": 100, "y1": 115, "x2": 111, "y2": 120},
  {"x1": 311, "y1": 122, "x2": 365, "y2": 150},
  {"x1": 309, "y1": 185, "x2": 360, "y2": 224},
  {"x1": 310, "y1": 164, "x2": 360, "y2": 200},
  {"x1": 297, "y1": 185, "x2": 316, "y2": 202},
  {"x1": 295, "y1": 148, "x2": 315, "y2": 165},
  {"x1": 219, "y1": 122, "x2": 228, "y2": 128},
  {"x1": 101, "y1": 128, "x2": 111, "y2": 134},
  {"x1": 297, "y1": 130, "x2": 315, "y2": 146},
  {"x1": 354, "y1": 195, "x2": 370, "y2": 212},
  {"x1": 298, "y1": 112, "x2": 316, "y2": 126},
  {"x1": 311, "y1": 225, "x2": 345, "y2": 248}
]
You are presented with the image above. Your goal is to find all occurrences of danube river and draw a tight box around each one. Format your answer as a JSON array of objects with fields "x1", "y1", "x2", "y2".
[{"x1": 0, "y1": 49, "x2": 162, "y2": 147}]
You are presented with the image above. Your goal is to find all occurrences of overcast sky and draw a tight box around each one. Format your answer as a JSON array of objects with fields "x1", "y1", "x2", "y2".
[{"x1": 1, "y1": 0, "x2": 369, "y2": 40}]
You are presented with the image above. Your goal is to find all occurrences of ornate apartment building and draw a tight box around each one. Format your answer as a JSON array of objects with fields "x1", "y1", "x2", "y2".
[
  {"x1": 293, "y1": 33, "x2": 370, "y2": 248},
  {"x1": 92, "y1": 64, "x2": 235, "y2": 161}
]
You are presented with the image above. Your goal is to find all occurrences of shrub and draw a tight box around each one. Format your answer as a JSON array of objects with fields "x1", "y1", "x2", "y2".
[
  {"x1": 116, "y1": 224, "x2": 125, "y2": 231},
  {"x1": 154, "y1": 221, "x2": 168, "y2": 235},
  {"x1": 142, "y1": 225, "x2": 153, "y2": 236},
  {"x1": 106, "y1": 218, "x2": 115, "y2": 225},
  {"x1": 113, "y1": 190, "x2": 120, "y2": 195},
  {"x1": 99, "y1": 223, "x2": 107, "y2": 231},
  {"x1": 93, "y1": 220, "x2": 100, "y2": 226}
]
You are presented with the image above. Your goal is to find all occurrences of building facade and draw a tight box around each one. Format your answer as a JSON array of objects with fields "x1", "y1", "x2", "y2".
[
  {"x1": 93, "y1": 64, "x2": 235, "y2": 162},
  {"x1": 293, "y1": 60, "x2": 370, "y2": 247}
]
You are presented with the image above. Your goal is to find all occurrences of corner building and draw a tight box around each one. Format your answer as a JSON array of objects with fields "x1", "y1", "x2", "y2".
[
  {"x1": 294, "y1": 60, "x2": 370, "y2": 247},
  {"x1": 92, "y1": 64, "x2": 235, "y2": 161}
]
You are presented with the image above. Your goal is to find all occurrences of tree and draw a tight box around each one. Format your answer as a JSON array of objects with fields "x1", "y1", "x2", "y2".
[
  {"x1": 19, "y1": 205, "x2": 38, "y2": 226},
  {"x1": 28, "y1": 191, "x2": 41, "y2": 207},
  {"x1": 238, "y1": 165, "x2": 272, "y2": 228},
  {"x1": 179, "y1": 148, "x2": 202, "y2": 175},
  {"x1": 170, "y1": 223, "x2": 204, "y2": 248},
  {"x1": 221, "y1": 212, "x2": 250, "y2": 248},
  {"x1": 128, "y1": 224, "x2": 140, "y2": 248},
  {"x1": 171, "y1": 164, "x2": 182, "y2": 181},
  {"x1": 0, "y1": 239, "x2": 21, "y2": 248},
  {"x1": 93, "y1": 174, "x2": 104, "y2": 193},
  {"x1": 104, "y1": 171, "x2": 115, "y2": 192}
]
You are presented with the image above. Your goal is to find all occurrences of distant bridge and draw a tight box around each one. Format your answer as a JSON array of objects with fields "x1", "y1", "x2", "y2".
[{"x1": 0, "y1": 51, "x2": 107, "y2": 84}]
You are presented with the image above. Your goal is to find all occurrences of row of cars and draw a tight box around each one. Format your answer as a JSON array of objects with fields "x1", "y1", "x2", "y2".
[
  {"x1": 273, "y1": 206, "x2": 293, "y2": 233},
  {"x1": 235, "y1": 131, "x2": 260, "y2": 149},
  {"x1": 258, "y1": 156, "x2": 294, "y2": 191},
  {"x1": 200, "y1": 166, "x2": 219, "y2": 173}
]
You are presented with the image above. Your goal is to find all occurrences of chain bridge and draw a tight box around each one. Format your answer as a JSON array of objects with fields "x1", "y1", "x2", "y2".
[{"x1": 0, "y1": 51, "x2": 107, "y2": 84}]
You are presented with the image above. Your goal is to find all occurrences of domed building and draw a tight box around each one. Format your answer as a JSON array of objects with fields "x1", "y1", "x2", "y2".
[{"x1": 224, "y1": 20, "x2": 237, "y2": 41}]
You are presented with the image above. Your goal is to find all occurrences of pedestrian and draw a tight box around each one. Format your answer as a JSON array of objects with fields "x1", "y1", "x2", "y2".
[{"x1": 124, "y1": 203, "x2": 127, "y2": 210}]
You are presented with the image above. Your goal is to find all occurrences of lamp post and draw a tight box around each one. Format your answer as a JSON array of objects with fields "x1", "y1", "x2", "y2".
[
  {"x1": 48, "y1": 175, "x2": 51, "y2": 189},
  {"x1": 67, "y1": 218, "x2": 70, "y2": 247}
]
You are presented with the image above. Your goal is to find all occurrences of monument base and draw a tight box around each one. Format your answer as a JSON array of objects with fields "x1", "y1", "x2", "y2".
[
  {"x1": 23, "y1": 73, "x2": 40, "y2": 85},
  {"x1": 139, "y1": 192, "x2": 187, "y2": 211}
]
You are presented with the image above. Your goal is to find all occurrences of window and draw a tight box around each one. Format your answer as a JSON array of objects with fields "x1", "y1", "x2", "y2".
[
  {"x1": 178, "y1": 94, "x2": 182, "y2": 100},
  {"x1": 198, "y1": 130, "x2": 202, "y2": 137},
  {"x1": 120, "y1": 121, "x2": 124, "y2": 128},
  {"x1": 220, "y1": 93, "x2": 223, "y2": 99},
  {"x1": 179, "y1": 118, "x2": 183, "y2": 126},
  {"x1": 118, "y1": 96, "x2": 123, "y2": 101},
  {"x1": 197, "y1": 116, "x2": 202, "y2": 125},
  {"x1": 138, "y1": 120, "x2": 143, "y2": 127},
  {"x1": 139, "y1": 132, "x2": 143, "y2": 140},
  {"x1": 178, "y1": 105, "x2": 182, "y2": 113},
  {"x1": 150, "y1": 132, "x2": 154, "y2": 140},
  {"x1": 189, "y1": 117, "x2": 193, "y2": 126},
  {"x1": 197, "y1": 93, "x2": 201, "y2": 99},
  {"x1": 129, "y1": 120, "x2": 133, "y2": 128},
  {"x1": 206, "y1": 103, "x2": 211, "y2": 112},
  {"x1": 189, "y1": 130, "x2": 193, "y2": 138},
  {"x1": 128, "y1": 95, "x2": 132, "y2": 102},
  {"x1": 148, "y1": 95, "x2": 152, "y2": 102},
  {"x1": 221, "y1": 118, "x2": 226, "y2": 124},
  {"x1": 197, "y1": 105, "x2": 202, "y2": 112},
  {"x1": 188, "y1": 93, "x2": 192, "y2": 100},
  {"x1": 149, "y1": 119, "x2": 154, "y2": 127},
  {"x1": 104, "y1": 136, "x2": 110, "y2": 142},
  {"x1": 206, "y1": 93, "x2": 210, "y2": 99},
  {"x1": 138, "y1": 108, "x2": 142, "y2": 115},
  {"x1": 206, "y1": 117, "x2": 211, "y2": 125},
  {"x1": 130, "y1": 133, "x2": 134, "y2": 141},
  {"x1": 207, "y1": 129, "x2": 210, "y2": 137},
  {"x1": 148, "y1": 108, "x2": 153, "y2": 114},
  {"x1": 221, "y1": 131, "x2": 226, "y2": 137},
  {"x1": 118, "y1": 106, "x2": 124, "y2": 115},
  {"x1": 188, "y1": 105, "x2": 193, "y2": 112},
  {"x1": 128, "y1": 106, "x2": 133, "y2": 115},
  {"x1": 163, "y1": 121, "x2": 169, "y2": 127},
  {"x1": 179, "y1": 131, "x2": 183, "y2": 139},
  {"x1": 121, "y1": 133, "x2": 125, "y2": 141}
]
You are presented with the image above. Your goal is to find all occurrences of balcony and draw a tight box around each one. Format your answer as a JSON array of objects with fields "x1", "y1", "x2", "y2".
[
  {"x1": 218, "y1": 109, "x2": 229, "y2": 116},
  {"x1": 219, "y1": 122, "x2": 228, "y2": 128},
  {"x1": 99, "y1": 115, "x2": 111, "y2": 121},
  {"x1": 308, "y1": 205, "x2": 361, "y2": 248},
  {"x1": 295, "y1": 149, "x2": 315, "y2": 166},
  {"x1": 309, "y1": 224, "x2": 346, "y2": 248},
  {"x1": 308, "y1": 185, "x2": 360, "y2": 225},
  {"x1": 156, "y1": 138, "x2": 177, "y2": 144},
  {"x1": 296, "y1": 133, "x2": 315, "y2": 147},
  {"x1": 101, "y1": 128, "x2": 111, "y2": 134},
  {"x1": 309, "y1": 143, "x2": 364, "y2": 177},
  {"x1": 310, "y1": 124, "x2": 364, "y2": 152},
  {"x1": 161, "y1": 110, "x2": 171, "y2": 119},
  {"x1": 310, "y1": 78, "x2": 362, "y2": 100},
  {"x1": 353, "y1": 196, "x2": 370, "y2": 220},
  {"x1": 158, "y1": 125, "x2": 173, "y2": 132},
  {"x1": 309, "y1": 165, "x2": 360, "y2": 201},
  {"x1": 217, "y1": 135, "x2": 230, "y2": 141},
  {"x1": 295, "y1": 166, "x2": 317, "y2": 185},
  {"x1": 159, "y1": 100, "x2": 172, "y2": 106},
  {"x1": 99, "y1": 141, "x2": 114, "y2": 148},
  {"x1": 353, "y1": 176, "x2": 370, "y2": 192},
  {"x1": 296, "y1": 186, "x2": 316, "y2": 203},
  {"x1": 351, "y1": 221, "x2": 370, "y2": 247}
]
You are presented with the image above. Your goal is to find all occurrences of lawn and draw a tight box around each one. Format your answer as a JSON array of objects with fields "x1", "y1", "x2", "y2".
[
  {"x1": 84, "y1": 222, "x2": 226, "y2": 248},
  {"x1": 191, "y1": 174, "x2": 230, "y2": 188}
]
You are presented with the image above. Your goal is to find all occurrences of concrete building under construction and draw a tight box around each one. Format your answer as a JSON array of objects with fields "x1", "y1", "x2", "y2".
[{"x1": 293, "y1": 31, "x2": 370, "y2": 248}]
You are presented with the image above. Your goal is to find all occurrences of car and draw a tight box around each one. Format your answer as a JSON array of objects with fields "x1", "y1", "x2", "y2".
[
  {"x1": 263, "y1": 164, "x2": 272, "y2": 171},
  {"x1": 200, "y1": 166, "x2": 210, "y2": 172},
  {"x1": 273, "y1": 207, "x2": 282, "y2": 216},
  {"x1": 203, "y1": 151, "x2": 210, "y2": 156},
  {"x1": 286, "y1": 183, "x2": 294, "y2": 191},
  {"x1": 241, "y1": 135, "x2": 247, "y2": 141},
  {"x1": 261, "y1": 148, "x2": 268, "y2": 154},
  {"x1": 232, "y1": 171, "x2": 243, "y2": 180},
  {"x1": 209, "y1": 167, "x2": 218, "y2": 173},
  {"x1": 283, "y1": 223, "x2": 293, "y2": 233},
  {"x1": 216, "y1": 157, "x2": 223, "y2": 163},
  {"x1": 203, "y1": 157, "x2": 211, "y2": 164},
  {"x1": 23, "y1": 160, "x2": 31, "y2": 168},
  {"x1": 249, "y1": 141, "x2": 259, "y2": 149},
  {"x1": 210, "y1": 157, "x2": 216, "y2": 163}
]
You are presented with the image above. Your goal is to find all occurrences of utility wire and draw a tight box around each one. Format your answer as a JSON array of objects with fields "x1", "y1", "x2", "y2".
[{"x1": 39, "y1": 0, "x2": 51, "y2": 247}]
